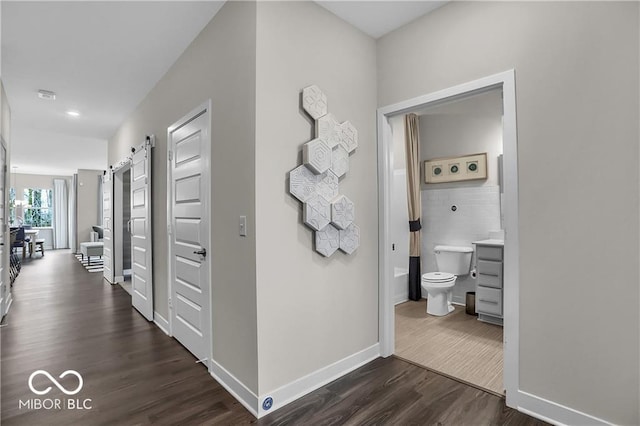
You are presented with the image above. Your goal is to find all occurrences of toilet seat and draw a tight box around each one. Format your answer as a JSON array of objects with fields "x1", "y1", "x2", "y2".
[{"x1": 422, "y1": 272, "x2": 455, "y2": 282}]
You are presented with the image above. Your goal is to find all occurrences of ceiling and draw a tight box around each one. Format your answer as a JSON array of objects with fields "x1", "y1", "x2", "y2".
[
  {"x1": 1, "y1": 1, "x2": 444, "y2": 176},
  {"x1": 317, "y1": 1, "x2": 447, "y2": 39}
]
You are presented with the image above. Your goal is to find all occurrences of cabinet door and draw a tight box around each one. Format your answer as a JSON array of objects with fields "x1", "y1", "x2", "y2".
[
  {"x1": 477, "y1": 245, "x2": 503, "y2": 261},
  {"x1": 476, "y1": 287, "x2": 503, "y2": 317},
  {"x1": 477, "y1": 260, "x2": 503, "y2": 289}
]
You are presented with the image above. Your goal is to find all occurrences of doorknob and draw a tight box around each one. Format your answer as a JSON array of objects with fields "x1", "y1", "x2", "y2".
[{"x1": 193, "y1": 248, "x2": 207, "y2": 258}]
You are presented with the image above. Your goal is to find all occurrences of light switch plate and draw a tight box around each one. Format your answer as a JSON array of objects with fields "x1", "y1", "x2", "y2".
[{"x1": 239, "y1": 216, "x2": 247, "y2": 237}]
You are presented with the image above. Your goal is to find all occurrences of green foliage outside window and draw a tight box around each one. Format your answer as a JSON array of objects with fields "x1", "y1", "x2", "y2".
[
  {"x1": 9, "y1": 188, "x2": 15, "y2": 225},
  {"x1": 23, "y1": 189, "x2": 53, "y2": 227}
]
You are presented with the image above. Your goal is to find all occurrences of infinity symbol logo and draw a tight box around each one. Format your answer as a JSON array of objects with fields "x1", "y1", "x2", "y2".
[{"x1": 28, "y1": 370, "x2": 84, "y2": 396}]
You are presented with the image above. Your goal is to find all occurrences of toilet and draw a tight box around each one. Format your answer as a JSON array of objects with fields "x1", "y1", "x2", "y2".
[{"x1": 421, "y1": 245, "x2": 473, "y2": 316}]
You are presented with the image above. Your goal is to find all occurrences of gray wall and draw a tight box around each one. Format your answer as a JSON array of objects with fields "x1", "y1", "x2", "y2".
[
  {"x1": 378, "y1": 2, "x2": 639, "y2": 424},
  {"x1": 419, "y1": 89, "x2": 503, "y2": 189},
  {"x1": 76, "y1": 169, "x2": 102, "y2": 246},
  {"x1": 255, "y1": 1, "x2": 378, "y2": 394},
  {"x1": 108, "y1": 1, "x2": 258, "y2": 393}
]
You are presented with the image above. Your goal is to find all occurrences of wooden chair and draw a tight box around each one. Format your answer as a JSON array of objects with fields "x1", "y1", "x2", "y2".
[
  {"x1": 11, "y1": 227, "x2": 27, "y2": 259},
  {"x1": 33, "y1": 239, "x2": 45, "y2": 257}
]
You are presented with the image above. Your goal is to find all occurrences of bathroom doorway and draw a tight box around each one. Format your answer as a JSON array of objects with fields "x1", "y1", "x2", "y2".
[
  {"x1": 377, "y1": 71, "x2": 520, "y2": 406},
  {"x1": 113, "y1": 163, "x2": 132, "y2": 296}
]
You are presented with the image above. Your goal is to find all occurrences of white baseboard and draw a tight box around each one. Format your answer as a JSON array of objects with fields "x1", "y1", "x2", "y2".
[
  {"x1": 5, "y1": 295, "x2": 12, "y2": 316},
  {"x1": 393, "y1": 295, "x2": 408, "y2": 305},
  {"x1": 209, "y1": 358, "x2": 259, "y2": 417},
  {"x1": 153, "y1": 312, "x2": 170, "y2": 336},
  {"x1": 258, "y1": 343, "x2": 380, "y2": 418},
  {"x1": 114, "y1": 275, "x2": 124, "y2": 283},
  {"x1": 518, "y1": 390, "x2": 614, "y2": 426}
]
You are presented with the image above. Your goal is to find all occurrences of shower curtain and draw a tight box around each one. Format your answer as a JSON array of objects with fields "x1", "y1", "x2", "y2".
[{"x1": 404, "y1": 114, "x2": 422, "y2": 300}]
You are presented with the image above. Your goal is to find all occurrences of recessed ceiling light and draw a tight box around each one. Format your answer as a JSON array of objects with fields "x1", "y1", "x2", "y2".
[
  {"x1": 66, "y1": 110, "x2": 80, "y2": 117},
  {"x1": 37, "y1": 89, "x2": 56, "y2": 100}
]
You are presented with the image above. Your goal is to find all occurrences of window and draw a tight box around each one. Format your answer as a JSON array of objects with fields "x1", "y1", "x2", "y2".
[
  {"x1": 9, "y1": 188, "x2": 15, "y2": 225},
  {"x1": 23, "y1": 189, "x2": 53, "y2": 227}
]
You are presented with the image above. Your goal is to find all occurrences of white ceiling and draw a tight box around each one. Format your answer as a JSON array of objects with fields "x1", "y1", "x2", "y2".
[
  {"x1": 2, "y1": 1, "x2": 444, "y2": 176},
  {"x1": 2, "y1": 1, "x2": 224, "y2": 175},
  {"x1": 316, "y1": 1, "x2": 447, "y2": 39}
]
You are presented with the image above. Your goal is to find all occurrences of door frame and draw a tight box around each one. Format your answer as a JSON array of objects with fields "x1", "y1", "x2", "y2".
[
  {"x1": 166, "y1": 100, "x2": 213, "y2": 367},
  {"x1": 377, "y1": 70, "x2": 520, "y2": 408},
  {"x1": 1, "y1": 136, "x2": 10, "y2": 319}
]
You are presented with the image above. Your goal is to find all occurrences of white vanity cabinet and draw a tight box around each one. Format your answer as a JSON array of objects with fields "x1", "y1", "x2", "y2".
[{"x1": 473, "y1": 240, "x2": 504, "y2": 326}]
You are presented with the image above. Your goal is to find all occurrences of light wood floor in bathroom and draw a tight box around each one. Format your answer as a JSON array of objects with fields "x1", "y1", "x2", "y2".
[{"x1": 395, "y1": 300, "x2": 504, "y2": 395}]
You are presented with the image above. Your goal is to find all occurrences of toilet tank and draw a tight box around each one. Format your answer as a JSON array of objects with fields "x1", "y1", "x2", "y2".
[{"x1": 434, "y1": 245, "x2": 473, "y2": 275}]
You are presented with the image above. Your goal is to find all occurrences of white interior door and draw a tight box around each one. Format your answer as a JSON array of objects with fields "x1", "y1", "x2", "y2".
[
  {"x1": 130, "y1": 139, "x2": 153, "y2": 321},
  {"x1": 0, "y1": 143, "x2": 7, "y2": 318},
  {"x1": 168, "y1": 104, "x2": 211, "y2": 364},
  {"x1": 102, "y1": 173, "x2": 114, "y2": 283}
]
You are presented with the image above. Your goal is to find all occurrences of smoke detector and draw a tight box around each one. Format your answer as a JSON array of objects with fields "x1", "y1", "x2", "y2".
[{"x1": 37, "y1": 89, "x2": 56, "y2": 100}]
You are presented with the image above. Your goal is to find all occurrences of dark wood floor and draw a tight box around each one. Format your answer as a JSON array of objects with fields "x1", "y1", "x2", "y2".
[{"x1": 1, "y1": 250, "x2": 546, "y2": 425}]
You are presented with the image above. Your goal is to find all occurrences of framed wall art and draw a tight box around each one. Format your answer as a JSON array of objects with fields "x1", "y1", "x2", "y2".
[{"x1": 424, "y1": 152, "x2": 488, "y2": 184}]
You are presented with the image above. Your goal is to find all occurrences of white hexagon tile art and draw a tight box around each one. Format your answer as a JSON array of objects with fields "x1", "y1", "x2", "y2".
[
  {"x1": 316, "y1": 113, "x2": 342, "y2": 148},
  {"x1": 316, "y1": 170, "x2": 339, "y2": 201},
  {"x1": 302, "y1": 138, "x2": 331, "y2": 174},
  {"x1": 289, "y1": 85, "x2": 360, "y2": 257},
  {"x1": 302, "y1": 85, "x2": 328, "y2": 120},
  {"x1": 339, "y1": 223, "x2": 360, "y2": 254},
  {"x1": 289, "y1": 164, "x2": 318, "y2": 202},
  {"x1": 331, "y1": 195, "x2": 355, "y2": 230},
  {"x1": 331, "y1": 145, "x2": 349, "y2": 178},
  {"x1": 315, "y1": 224, "x2": 340, "y2": 257},
  {"x1": 339, "y1": 121, "x2": 358, "y2": 153},
  {"x1": 303, "y1": 195, "x2": 331, "y2": 231}
]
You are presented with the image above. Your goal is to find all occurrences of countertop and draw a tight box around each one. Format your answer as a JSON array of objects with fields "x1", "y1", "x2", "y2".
[{"x1": 473, "y1": 239, "x2": 504, "y2": 247}]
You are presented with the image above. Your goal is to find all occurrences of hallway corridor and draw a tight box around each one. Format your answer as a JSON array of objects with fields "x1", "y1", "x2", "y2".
[
  {"x1": 1, "y1": 251, "x2": 544, "y2": 425},
  {"x1": 0, "y1": 250, "x2": 255, "y2": 425}
]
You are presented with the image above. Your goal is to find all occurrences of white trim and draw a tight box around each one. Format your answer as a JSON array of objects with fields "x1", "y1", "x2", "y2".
[
  {"x1": 393, "y1": 296, "x2": 408, "y2": 306},
  {"x1": 209, "y1": 358, "x2": 259, "y2": 418},
  {"x1": 377, "y1": 70, "x2": 520, "y2": 407},
  {"x1": 258, "y1": 343, "x2": 380, "y2": 418},
  {"x1": 517, "y1": 390, "x2": 614, "y2": 426},
  {"x1": 4, "y1": 294, "x2": 12, "y2": 316},
  {"x1": 153, "y1": 311, "x2": 171, "y2": 336},
  {"x1": 114, "y1": 275, "x2": 124, "y2": 284}
]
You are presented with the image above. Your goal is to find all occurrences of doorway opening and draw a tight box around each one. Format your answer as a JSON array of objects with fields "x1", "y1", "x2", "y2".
[
  {"x1": 113, "y1": 164, "x2": 132, "y2": 296},
  {"x1": 377, "y1": 71, "x2": 520, "y2": 407}
]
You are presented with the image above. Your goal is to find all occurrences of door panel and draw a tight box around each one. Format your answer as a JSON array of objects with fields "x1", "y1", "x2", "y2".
[
  {"x1": 130, "y1": 142, "x2": 153, "y2": 321},
  {"x1": 169, "y1": 107, "x2": 210, "y2": 364},
  {"x1": 102, "y1": 173, "x2": 114, "y2": 283}
]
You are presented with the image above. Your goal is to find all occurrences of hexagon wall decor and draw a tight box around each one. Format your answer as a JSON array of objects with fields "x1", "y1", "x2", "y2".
[
  {"x1": 289, "y1": 164, "x2": 318, "y2": 202},
  {"x1": 303, "y1": 195, "x2": 331, "y2": 231},
  {"x1": 316, "y1": 170, "x2": 339, "y2": 202},
  {"x1": 303, "y1": 138, "x2": 331, "y2": 174},
  {"x1": 331, "y1": 145, "x2": 349, "y2": 178},
  {"x1": 315, "y1": 224, "x2": 340, "y2": 257},
  {"x1": 331, "y1": 195, "x2": 355, "y2": 230},
  {"x1": 339, "y1": 223, "x2": 360, "y2": 254},
  {"x1": 302, "y1": 85, "x2": 328, "y2": 120},
  {"x1": 316, "y1": 113, "x2": 342, "y2": 149},
  {"x1": 340, "y1": 121, "x2": 358, "y2": 153},
  {"x1": 288, "y1": 85, "x2": 360, "y2": 257}
]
